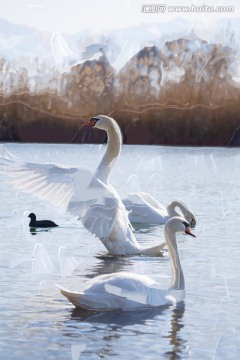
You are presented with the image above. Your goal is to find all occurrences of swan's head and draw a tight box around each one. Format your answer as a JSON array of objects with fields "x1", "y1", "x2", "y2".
[
  {"x1": 84, "y1": 115, "x2": 112, "y2": 131},
  {"x1": 181, "y1": 210, "x2": 196, "y2": 229},
  {"x1": 166, "y1": 216, "x2": 196, "y2": 237},
  {"x1": 168, "y1": 200, "x2": 196, "y2": 229},
  {"x1": 189, "y1": 217, "x2": 196, "y2": 229},
  {"x1": 28, "y1": 213, "x2": 36, "y2": 220}
]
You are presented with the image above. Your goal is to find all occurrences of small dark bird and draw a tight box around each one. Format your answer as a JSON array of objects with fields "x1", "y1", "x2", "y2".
[{"x1": 28, "y1": 213, "x2": 58, "y2": 228}]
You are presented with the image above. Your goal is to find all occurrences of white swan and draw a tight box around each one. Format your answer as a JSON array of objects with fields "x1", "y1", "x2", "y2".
[
  {"x1": 85, "y1": 116, "x2": 195, "y2": 228},
  {"x1": 57, "y1": 216, "x2": 195, "y2": 311},
  {"x1": 123, "y1": 192, "x2": 196, "y2": 227},
  {"x1": 0, "y1": 115, "x2": 165, "y2": 256}
]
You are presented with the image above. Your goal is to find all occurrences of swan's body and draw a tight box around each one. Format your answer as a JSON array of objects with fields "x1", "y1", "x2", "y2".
[
  {"x1": 58, "y1": 217, "x2": 195, "y2": 311},
  {"x1": 123, "y1": 192, "x2": 196, "y2": 227},
  {"x1": 0, "y1": 116, "x2": 165, "y2": 255}
]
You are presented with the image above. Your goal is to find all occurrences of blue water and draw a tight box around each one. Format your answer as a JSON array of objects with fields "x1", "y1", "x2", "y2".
[{"x1": 0, "y1": 144, "x2": 240, "y2": 359}]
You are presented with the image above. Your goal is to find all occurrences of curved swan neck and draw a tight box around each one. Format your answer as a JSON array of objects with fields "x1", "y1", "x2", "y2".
[
  {"x1": 165, "y1": 227, "x2": 185, "y2": 290},
  {"x1": 167, "y1": 201, "x2": 186, "y2": 217},
  {"x1": 95, "y1": 119, "x2": 122, "y2": 183}
]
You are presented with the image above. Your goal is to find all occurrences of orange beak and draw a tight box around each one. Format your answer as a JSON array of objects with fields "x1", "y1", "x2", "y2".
[{"x1": 84, "y1": 118, "x2": 98, "y2": 127}]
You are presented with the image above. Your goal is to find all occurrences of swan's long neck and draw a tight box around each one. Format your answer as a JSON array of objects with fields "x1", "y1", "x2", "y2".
[
  {"x1": 167, "y1": 201, "x2": 186, "y2": 218},
  {"x1": 165, "y1": 227, "x2": 185, "y2": 290},
  {"x1": 95, "y1": 119, "x2": 122, "y2": 183}
]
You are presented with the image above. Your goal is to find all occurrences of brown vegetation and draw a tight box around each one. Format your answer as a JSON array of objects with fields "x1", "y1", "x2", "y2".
[{"x1": 1, "y1": 32, "x2": 240, "y2": 145}]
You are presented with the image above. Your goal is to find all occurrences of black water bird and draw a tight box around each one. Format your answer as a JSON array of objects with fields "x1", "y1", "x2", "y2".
[{"x1": 28, "y1": 213, "x2": 58, "y2": 228}]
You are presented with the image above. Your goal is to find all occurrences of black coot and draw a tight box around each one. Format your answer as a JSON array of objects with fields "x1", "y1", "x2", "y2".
[{"x1": 28, "y1": 213, "x2": 58, "y2": 228}]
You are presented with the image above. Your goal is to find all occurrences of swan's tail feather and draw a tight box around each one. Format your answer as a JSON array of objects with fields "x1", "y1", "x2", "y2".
[
  {"x1": 57, "y1": 285, "x2": 116, "y2": 312},
  {"x1": 56, "y1": 284, "x2": 88, "y2": 309},
  {"x1": 141, "y1": 242, "x2": 166, "y2": 256}
]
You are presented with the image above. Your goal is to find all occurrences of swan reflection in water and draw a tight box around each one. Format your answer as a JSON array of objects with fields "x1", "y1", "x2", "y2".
[
  {"x1": 60, "y1": 304, "x2": 187, "y2": 359},
  {"x1": 83, "y1": 252, "x2": 133, "y2": 279},
  {"x1": 163, "y1": 304, "x2": 188, "y2": 359}
]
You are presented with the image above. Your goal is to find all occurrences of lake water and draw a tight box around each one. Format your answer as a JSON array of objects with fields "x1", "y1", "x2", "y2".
[{"x1": 1, "y1": 143, "x2": 240, "y2": 359}]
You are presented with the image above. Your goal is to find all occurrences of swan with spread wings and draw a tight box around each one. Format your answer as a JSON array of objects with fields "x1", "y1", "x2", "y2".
[{"x1": 0, "y1": 116, "x2": 163, "y2": 255}]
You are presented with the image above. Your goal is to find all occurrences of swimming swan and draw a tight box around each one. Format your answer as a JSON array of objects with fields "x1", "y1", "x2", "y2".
[
  {"x1": 57, "y1": 217, "x2": 195, "y2": 311},
  {"x1": 123, "y1": 193, "x2": 196, "y2": 227}
]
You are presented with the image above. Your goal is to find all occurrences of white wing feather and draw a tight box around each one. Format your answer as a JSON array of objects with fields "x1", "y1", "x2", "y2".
[{"x1": 0, "y1": 145, "x2": 121, "y2": 238}]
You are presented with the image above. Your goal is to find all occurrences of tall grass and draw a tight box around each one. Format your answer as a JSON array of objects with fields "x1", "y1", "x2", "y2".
[{"x1": 0, "y1": 38, "x2": 239, "y2": 145}]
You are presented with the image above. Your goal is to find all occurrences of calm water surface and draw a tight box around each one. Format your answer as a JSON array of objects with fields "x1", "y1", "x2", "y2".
[{"x1": 0, "y1": 144, "x2": 240, "y2": 359}]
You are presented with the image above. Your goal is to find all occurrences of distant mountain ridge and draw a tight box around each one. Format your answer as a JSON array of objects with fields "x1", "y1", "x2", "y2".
[{"x1": 0, "y1": 17, "x2": 239, "y2": 72}]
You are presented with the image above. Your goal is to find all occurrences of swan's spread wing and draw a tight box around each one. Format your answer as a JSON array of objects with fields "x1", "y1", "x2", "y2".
[
  {"x1": 0, "y1": 145, "x2": 93, "y2": 214},
  {"x1": 81, "y1": 192, "x2": 119, "y2": 239},
  {"x1": 0, "y1": 146, "x2": 121, "y2": 238}
]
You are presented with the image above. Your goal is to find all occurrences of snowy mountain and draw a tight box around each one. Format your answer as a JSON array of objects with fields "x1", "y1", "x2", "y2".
[{"x1": 0, "y1": 17, "x2": 240, "y2": 74}]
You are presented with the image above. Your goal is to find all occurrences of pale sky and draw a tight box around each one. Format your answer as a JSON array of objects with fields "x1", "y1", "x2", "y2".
[{"x1": 0, "y1": 0, "x2": 239, "y2": 35}]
